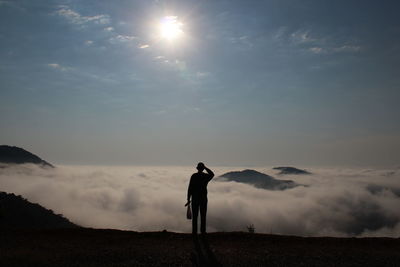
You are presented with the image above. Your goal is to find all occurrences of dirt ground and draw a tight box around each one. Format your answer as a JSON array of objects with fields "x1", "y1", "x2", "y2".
[{"x1": 1, "y1": 228, "x2": 399, "y2": 266}]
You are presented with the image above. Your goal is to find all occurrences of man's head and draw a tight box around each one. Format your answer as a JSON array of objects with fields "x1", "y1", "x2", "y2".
[{"x1": 196, "y1": 162, "x2": 205, "y2": 172}]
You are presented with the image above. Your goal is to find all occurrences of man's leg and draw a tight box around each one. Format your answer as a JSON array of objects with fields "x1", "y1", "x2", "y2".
[
  {"x1": 192, "y1": 200, "x2": 199, "y2": 234},
  {"x1": 200, "y1": 199, "x2": 208, "y2": 234}
]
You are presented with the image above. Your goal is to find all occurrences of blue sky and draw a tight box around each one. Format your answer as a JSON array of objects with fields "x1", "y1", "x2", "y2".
[{"x1": 1, "y1": 0, "x2": 399, "y2": 166}]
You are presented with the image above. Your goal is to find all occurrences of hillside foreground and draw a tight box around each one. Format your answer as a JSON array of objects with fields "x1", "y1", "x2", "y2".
[{"x1": 1, "y1": 228, "x2": 400, "y2": 266}]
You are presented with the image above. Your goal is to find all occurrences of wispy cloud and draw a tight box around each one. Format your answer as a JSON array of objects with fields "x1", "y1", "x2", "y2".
[
  {"x1": 103, "y1": 26, "x2": 114, "y2": 32},
  {"x1": 333, "y1": 45, "x2": 361, "y2": 53},
  {"x1": 84, "y1": 40, "x2": 93, "y2": 46},
  {"x1": 47, "y1": 63, "x2": 60, "y2": 68},
  {"x1": 291, "y1": 30, "x2": 317, "y2": 44},
  {"x1": 309, "y1": 47, "x2": 324, "y2": 54},
  {"x1": 46, "y1": 63, "x2": 118, "y2": 85},
  {"x1": 47, "y1": 63, "x2": 71, "y2": 72},
  {"x1": 272, "y1": 26, "x2": 288, "y2": 42},
  {"x1": 55, "y1": 5, "x2": 110, "y2": 26},
  {"x1": 309, "y1": 45, "x2": 362, "y2": 54},
  {"x1": 229, "y1": 35, "x2": 253, "y2": 49},
  {"x1": 138, "y1": 44, "x2": 149, "y2": 49},
  {"x1": 196, "y1": 72, "x2": 210, "y2": 78},
  {"x1": 109, "y1": 34, "x2": 136, "y2": 44},
  {"x1": 289, "y1": 28, "x2": 362, "y2": 55}
]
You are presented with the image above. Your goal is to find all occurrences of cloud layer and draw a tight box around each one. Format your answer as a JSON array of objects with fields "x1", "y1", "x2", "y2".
[{"x1": 1, "y1": 165, "x2": 399, "y2": 237}]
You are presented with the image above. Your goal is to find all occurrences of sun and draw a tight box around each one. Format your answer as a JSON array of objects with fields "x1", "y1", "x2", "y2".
[{"x1": 160, "y1": 16, "x2": 183, "y2": 41}]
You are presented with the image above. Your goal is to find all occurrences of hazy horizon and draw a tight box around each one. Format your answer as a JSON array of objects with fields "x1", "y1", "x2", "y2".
[
  {"x1": 3, "y1": 144, "x2": 400, "y2": 169},
  {"x1": 1, "y1": 0, "x2": 400, "y2": 167}
]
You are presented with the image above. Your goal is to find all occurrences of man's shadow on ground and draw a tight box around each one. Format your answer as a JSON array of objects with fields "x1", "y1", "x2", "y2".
[{"x1": 191, "y1": 234, "x2": 222, "y2": 267}]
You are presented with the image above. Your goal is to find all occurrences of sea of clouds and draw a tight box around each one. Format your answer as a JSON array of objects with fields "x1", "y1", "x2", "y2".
[{"x1": 1, "y1": 164, "x2": 400, "y2": 237}]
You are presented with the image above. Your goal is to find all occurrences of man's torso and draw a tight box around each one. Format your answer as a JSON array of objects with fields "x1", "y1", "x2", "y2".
[{"x1": 190, "y1": 172, "x2": 212, "y2": 199}]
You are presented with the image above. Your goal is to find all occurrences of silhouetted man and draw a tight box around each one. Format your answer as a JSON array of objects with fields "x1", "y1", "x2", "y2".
[{"x1": 187, "y1": 162, "x2": 214, "y2": 235}]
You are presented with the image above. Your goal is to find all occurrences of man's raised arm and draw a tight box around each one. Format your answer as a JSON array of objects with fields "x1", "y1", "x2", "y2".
[{"x1": 205, "y1": 166, "x2": 214, "y2": 181}]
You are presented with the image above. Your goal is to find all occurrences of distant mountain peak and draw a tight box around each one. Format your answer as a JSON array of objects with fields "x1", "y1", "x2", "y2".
[
  {"x1": 219, "y1": 169, "x2": 299, "y2": 190},
  {"x1": 273, "y1": 166, "x2": 311, "y2": 175},
  {"x1": 0, "y1": 145, "x2": 54, "y2": 167},
  {"x1": 239, "y1": 169, "x2": 266, "y2": 175}
]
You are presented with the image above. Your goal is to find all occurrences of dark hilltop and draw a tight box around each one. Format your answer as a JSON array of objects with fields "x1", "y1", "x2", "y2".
[
  {"x1": 219, "y1": 169, "x2": 298, "y2": 190},
  {"x1": 273, "y1": 166, "x2": 311, "y2": 175},
  {"x1": 0, "y1": 145, "x2": 54, "y2": 167}
]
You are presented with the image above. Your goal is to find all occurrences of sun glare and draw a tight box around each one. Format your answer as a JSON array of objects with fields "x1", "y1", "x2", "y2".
[{"x1": 160, "y1": 16, "x2": 183, "y2": 41}]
